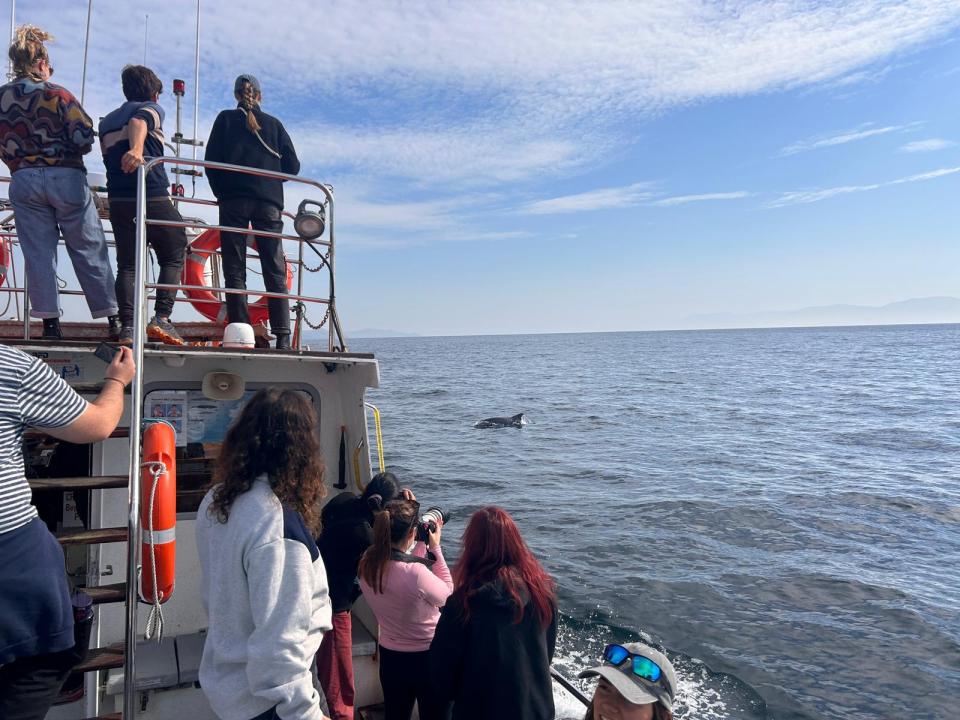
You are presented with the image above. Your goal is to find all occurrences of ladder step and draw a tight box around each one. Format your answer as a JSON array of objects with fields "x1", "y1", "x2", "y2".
[
  {"x1": 87, "y1": 583, "x2": 127, "y2": 605},
  {"x1": 81, "y1": 714, "x2": 121, "y2": 720},
  {"x1": 30, "y1": 475, "x2": 128, "y2": 491},
  {"x1": 57, "y1": 527, "x2": 128, "y2": 545},
  {"x1": 74, "y1": 643, "x2": 124, "y2": 673}
]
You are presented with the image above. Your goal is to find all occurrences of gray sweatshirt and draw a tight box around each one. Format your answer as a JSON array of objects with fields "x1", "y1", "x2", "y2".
[{"x1": 196, "y1": 477, "x2": 332, "y2": 720}]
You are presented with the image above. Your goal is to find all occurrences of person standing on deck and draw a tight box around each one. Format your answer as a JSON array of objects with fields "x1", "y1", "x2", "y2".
[
  {"x1": 204, "y1": 75, "x2": 300, "y2": 349},
  {"x1": 0, "y1": 26, "x2": 119, "y2": 339},
  {"x1": 99, "y1": 65, "x2": 188, "y2": 346},
  {"x1": 316, "y1": 472, "x2": 407, "y2": 720},
  {"x1": 359, "y1": 498, "x2": 453, "y2": 720},
  {"x1": 0, "y1": 343, "x2": 135, "y2": 720},
  {"x1": 429, "y1": 506, "x2": 558, "y2": 720},
  {"x1": 197, "y1": 388, "x2": 332, "y2": 720}
]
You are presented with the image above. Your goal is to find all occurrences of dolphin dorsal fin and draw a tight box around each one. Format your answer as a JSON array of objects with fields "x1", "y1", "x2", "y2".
[{"x1": 512, "y1": 413, "x2": 524, "y2": 421}]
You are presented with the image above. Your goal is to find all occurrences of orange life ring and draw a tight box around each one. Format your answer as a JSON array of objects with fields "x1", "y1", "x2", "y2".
[
  {"x1": 182, "y1": 228, "x2": 294, "y2": 325},
  {"x1": 140, "y1": 421, "x2": 176, "y2": 605}
]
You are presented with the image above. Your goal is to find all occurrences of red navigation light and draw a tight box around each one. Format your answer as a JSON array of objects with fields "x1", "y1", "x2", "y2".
[{"x1": 173, "y1": 79, "x2": 186, "y2": 96}]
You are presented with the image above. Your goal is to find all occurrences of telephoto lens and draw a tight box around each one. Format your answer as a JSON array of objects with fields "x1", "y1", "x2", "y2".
[{"x1": 416, "y1": 507, "x2": 450, "y2": 542}]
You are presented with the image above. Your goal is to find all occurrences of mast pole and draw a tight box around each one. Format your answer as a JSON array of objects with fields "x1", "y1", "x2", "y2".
[
  {"x1": 8, "y1": 0, "x2": 15, "y2": 79},
  {"x1": 80, "y1": 0, "x2": 93, "y2": 105},
  {"x1": 192, "y1": 0, "x2": 200, "y2": 193}
]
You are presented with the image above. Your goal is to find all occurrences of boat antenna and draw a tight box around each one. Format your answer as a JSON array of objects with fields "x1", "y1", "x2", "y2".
[
  {"x1": 143, "y1": 14, "x2": 149, "y2": 65},
  {"x1": 80, "y1": 0, "x2": 93, "y2": 105},
  {"x1": 192, "y1": 0, "x2": 200, "y2": 196},
  {"x1": 7, "y1": 0, "x2": 14, "y2": 79}
]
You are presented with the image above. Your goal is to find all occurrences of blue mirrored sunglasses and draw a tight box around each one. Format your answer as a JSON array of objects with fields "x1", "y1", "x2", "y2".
[{"x1": 603, "y1": 644, "x2": 664, "y2": 686}]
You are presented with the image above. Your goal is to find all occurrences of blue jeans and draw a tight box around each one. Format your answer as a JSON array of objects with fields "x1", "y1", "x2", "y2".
[{"x1": 9, "y1": 167, "x2": 117, "y2": 319}]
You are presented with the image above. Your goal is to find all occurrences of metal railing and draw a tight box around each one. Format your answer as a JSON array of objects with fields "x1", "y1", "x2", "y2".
[{"x1": 122, "y1": 157, "x2": 345, "y2": 719}]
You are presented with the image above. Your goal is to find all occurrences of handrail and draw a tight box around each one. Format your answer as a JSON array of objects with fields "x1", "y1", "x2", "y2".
[
  {"x1": 551, "y1": 668, "x2": 590, "y2": 707},
  {"x1": 364, "y1": 402, "x2": 385, "y2": 474},
  {"x1": 121, "y1": 157, "x2": 345, "y2": 718}
]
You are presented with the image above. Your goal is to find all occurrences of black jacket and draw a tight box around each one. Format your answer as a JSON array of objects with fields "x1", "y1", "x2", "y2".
[
  {"x1": 429, "y1": 580, "x2": 557, "y2": 720},
  {"x1": 204, "y1": 105, "x2": 300, "y2": 210},
  {"x1": 317, "y1": 493, "x2": 374, "y2": 613}
]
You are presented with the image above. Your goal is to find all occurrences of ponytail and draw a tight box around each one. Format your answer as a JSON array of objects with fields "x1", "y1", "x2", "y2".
[
  {"x1": 358, "y1": 510, "x2": 393, "y2": 594},
  {"x1": 236, "y1": 82, "x2": 262, "y2": 133},
  {"x1": 357, "y1": 499, "x2": 420, "y2": 594}
]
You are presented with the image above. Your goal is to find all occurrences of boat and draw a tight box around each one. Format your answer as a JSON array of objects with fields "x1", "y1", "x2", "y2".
[{"x1": 0, "y1": 137, "x2": 400, "y2": 719}]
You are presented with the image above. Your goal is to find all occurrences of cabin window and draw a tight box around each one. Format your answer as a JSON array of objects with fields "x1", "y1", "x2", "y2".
[{"x1": 143, "y1": 387, "x2": 318, "y2": 514}]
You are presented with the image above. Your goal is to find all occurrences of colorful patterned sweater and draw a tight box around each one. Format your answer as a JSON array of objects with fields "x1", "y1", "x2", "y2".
[{"x1": 0, "y1": 78, "x2": 94, "y2": 173}]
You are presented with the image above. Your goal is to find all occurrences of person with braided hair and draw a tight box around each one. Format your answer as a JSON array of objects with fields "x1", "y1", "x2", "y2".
[
  {"x1": 205, "y1": 75, "x2": 300, "y2": 349},
  {"x1": 0, "y1": 25, "x2": 119, "y2": 339}
]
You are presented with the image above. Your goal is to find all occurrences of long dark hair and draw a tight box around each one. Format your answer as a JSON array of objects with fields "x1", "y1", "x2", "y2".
[
  {"x1": 358, "y1": 499, "x2": 418, "y2": 594},
  {"x1": 209, "y1": 388, "x2": 325, "y2": 534},
  {"x1": 453, "y1": 506, "x2": 556, "y2": 627},
  {"x1": 361, "y1": 471, "x2": 401, "y2": 513}
]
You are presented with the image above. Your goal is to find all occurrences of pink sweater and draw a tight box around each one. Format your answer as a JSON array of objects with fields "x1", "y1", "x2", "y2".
[{"x1": 359, "y1": 542, "x2": 453, "y2": 652}]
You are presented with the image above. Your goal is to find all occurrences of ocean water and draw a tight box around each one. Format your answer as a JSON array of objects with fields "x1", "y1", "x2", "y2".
[{"x1": 352, "y1": 325, "x2": 960, "y2": 720}]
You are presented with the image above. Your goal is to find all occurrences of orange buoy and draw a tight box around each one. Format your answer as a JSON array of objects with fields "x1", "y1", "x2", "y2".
[
  {"x1": 140, "y1": 421, "x2": 176, "y2": 605},
  {"x1": 182, "y1": 228, "x2": 294, "y2": 326}
]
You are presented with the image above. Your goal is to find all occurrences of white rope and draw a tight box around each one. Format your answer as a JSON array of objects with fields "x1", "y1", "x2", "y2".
[{"x1": 142, "y1": 461, "x2": 165, "y2": 642}]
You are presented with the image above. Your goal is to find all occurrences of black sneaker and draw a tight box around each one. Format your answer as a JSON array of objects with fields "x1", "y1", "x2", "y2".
[
  {"x1": 275, "y1": 334, "x2": 291, "y2": 350},
  {"x1": 107, "y1": 314, "x2": 122, "y2": 341},
  {"x1": 147, "y1": 316, "x2": 185, "y2": 346},
  {"x1": 118, "y1": 325, "x2": 134, "y2": 346},
  {"x1": 42, "y1": 318, "x2": 62, "y2": 340}
]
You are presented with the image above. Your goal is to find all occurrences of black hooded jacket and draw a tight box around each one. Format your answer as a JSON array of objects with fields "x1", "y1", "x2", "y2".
[
  {"x1": 429, "y1": 579, "x2": 557, "y2": 720},
  {"x1": 317, "y1": 492, "x2": 374, "y2": 613}
]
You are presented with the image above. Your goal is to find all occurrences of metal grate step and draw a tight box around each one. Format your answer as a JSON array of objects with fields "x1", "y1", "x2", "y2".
[
  {"x1": 74, "y1": 643, "x2": 124, "y2": 673},
  {"x1": 57, "y1": 527, "x2": 128, "y2": 546},
  {"x1": 29, "y1": 475, "x2": 128, "y2": 491}
]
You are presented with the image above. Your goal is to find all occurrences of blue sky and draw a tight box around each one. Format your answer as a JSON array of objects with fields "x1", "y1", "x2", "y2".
[{"x1": 10, "y1": 1, "x2": 960, "y2": 335}]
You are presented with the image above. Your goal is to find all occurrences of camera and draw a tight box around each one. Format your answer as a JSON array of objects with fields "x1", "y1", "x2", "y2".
[{"x1": 415, "y1": 507, "x2": 449, "y2": 543}]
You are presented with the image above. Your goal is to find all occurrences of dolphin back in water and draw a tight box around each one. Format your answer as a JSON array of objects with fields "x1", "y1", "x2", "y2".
[{"x1": 475, "y1": 413, "x2": 525, "y2": 429}]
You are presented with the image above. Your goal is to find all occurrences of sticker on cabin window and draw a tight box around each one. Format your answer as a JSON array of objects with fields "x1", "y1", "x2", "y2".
[
  {"x1": 42, "y1": 356, "x2": 84, "y2": 381},
  {"x1": 145, "y1": 391, "x2": 189, "y2": 447}
]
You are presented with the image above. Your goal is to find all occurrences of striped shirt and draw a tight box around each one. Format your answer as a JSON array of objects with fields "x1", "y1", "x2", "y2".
[{"x1": 0, "y1": 345, "x2": 87, "y2": 535}]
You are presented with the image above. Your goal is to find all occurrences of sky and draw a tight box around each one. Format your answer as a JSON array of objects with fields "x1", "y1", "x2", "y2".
[{"x1": 8, "y1": 1, "x2": 960, "y2": 336}]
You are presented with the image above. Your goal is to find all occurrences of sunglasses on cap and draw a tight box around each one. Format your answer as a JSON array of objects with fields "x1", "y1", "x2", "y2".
[{"x1": 603, "y1": 644, "x2": 672, "y2": 694}]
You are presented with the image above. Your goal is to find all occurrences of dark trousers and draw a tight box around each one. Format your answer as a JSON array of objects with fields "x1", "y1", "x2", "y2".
[
  {"x1": 218, "y1": 198, "x2": 290, "y2": 336},
  {"x1": 379, "y1": 646, "x2": 452, "y2": 720},
  {"x1": 0, "y1": 645, "x2": 84, "y2": 720},
  {"x1": 110, "y1": 198, "x2": 188, "y2": 325}
]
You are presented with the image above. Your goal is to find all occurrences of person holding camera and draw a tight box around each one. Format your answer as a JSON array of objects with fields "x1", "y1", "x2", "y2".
[
  {"x1": 429, "y1": 506, "x2": 557, "y2": 720},
  {"x1": 358, "y1": 497, "x2": 453, "y2": 720},
  {"x1": 316, "y1": 472, "x2": 404, "y2": 720}
]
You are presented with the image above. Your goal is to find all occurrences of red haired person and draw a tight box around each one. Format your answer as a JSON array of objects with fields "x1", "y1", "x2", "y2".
[{"x1": 429, "y1": 506, "x2": 558, "y2": 720}]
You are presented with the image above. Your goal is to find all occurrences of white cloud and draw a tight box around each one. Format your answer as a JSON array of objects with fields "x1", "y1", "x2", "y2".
[
  {"x1": 900, "y1": 138, "x2": 957, "y2": 152},
  {"x1": 18, "y1": 1, "x2": 960, "y2": 189},
  {"x1": 767, "y1": 166, "x2": 960, "y2": 208},
  {"x1": 652, "y1": 191, "x2": 751, "y2": 207},
  {"x1": 777, "y1": 123, "x2": 916, "y2": 157},
  {"x1": 519, "y1": 183, "x2": 656, "y2": 215}
]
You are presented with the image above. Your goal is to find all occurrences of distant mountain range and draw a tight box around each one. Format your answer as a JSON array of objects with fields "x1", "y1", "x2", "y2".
[
  {"x1": 680, "y1": 296, "x2": 960, "y2": 330},
  {"x1": 301, "y1": 328, "x2": 420, "y2": 341}
]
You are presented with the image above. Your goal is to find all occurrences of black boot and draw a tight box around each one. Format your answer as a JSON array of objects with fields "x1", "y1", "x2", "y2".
[
  {"x1": 275, "y1": 334, "x2": 291, "y2": 350},
  {"x1": 42, "y1": 318, "x2": 62, "y2": 340},
  {"x1": 107, "y1": 315, "x2": 122, "y2": 341}
]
